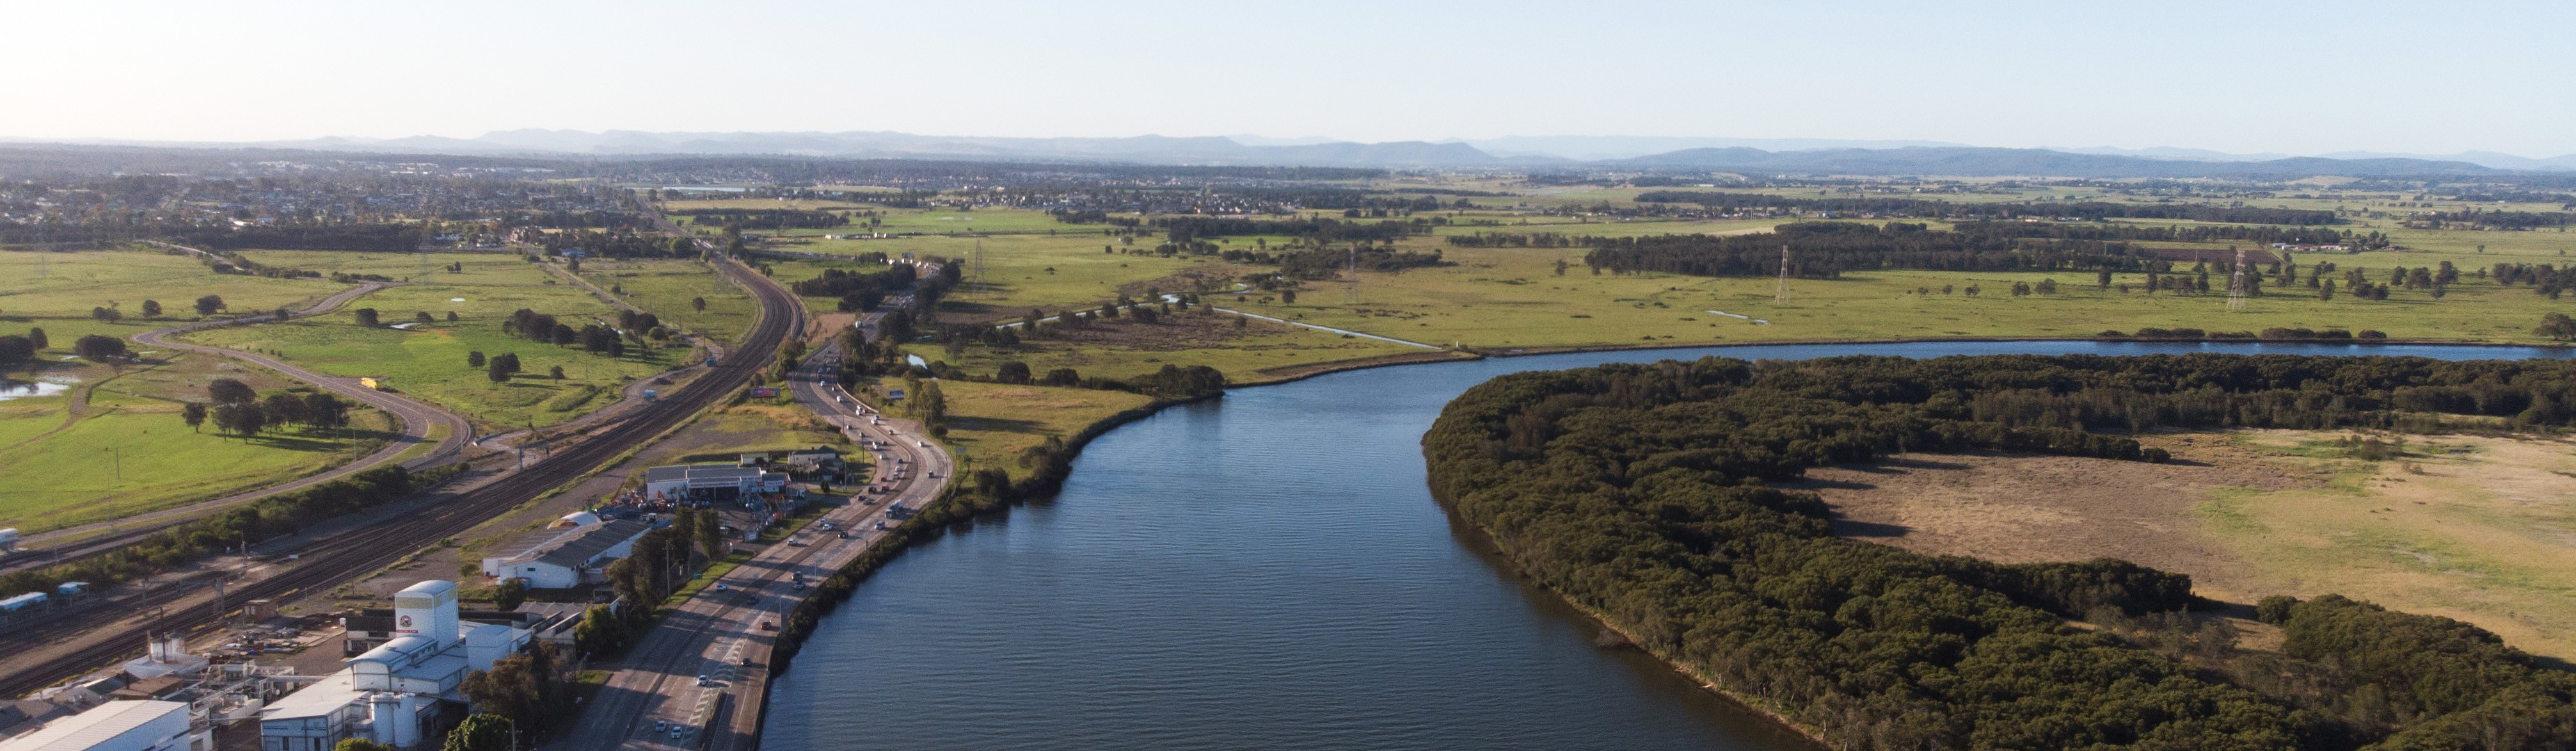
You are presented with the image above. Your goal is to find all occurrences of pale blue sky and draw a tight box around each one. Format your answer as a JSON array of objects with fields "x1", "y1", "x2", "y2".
[{"x1": 11, "y1": 0, "x2": 2572, "y2": 156}]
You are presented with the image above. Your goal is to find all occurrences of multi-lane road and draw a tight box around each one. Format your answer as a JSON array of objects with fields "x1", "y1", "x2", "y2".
[{"x1": 568, "y1": 334, "x2": 955, "y2": 750}]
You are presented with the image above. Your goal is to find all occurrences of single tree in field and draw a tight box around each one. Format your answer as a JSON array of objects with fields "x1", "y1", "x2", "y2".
[
  {"x1": 549, "y1": 365, "x2": 564, "y2": 379},
  {"x1": 27, "y1": 328, "x2": 45, "y2": 349},
  {"x1": 467, "y1": 351, "x2": 486, "y2": 368},
  {"x1": 2540, "y1": 312, "x2": 2576, "y2": 341},
  {"x1": 415, "y1": 311, "x2": 433, "y2": 323},
  {"x1": 1280, "y1": 289, "x2": 1297, "y2": 304},
  {"x1": 195, "y1": 295, "x2": 225, "y2": 316},
  {"x1": 0, "y1": 335, "x2": 30, "y2": 372},
  {"x1": 353, "y1": 308, "x2": 379, "y2": 327},
  {"x1": 996, "y1": 360, "x2": 1031, "y2": 384},
  {"x1": 692, "y1": 296, "x2": 706, "y2": 312},
  {"x1": 487, "y1": 362, "x2": 513, "y2": 383},
  {"x1": 207, "y1": 377, "x2": 256, "y2": 405},
  {"x1": 141, "y1": 299, "x2": 162, "y2": 317},
  {"x1": 181, "y1": 402, "x2": 207, "y2": 432},
  {"x1": 72, "y1": 334, "x2": 126, "y2": 362}
]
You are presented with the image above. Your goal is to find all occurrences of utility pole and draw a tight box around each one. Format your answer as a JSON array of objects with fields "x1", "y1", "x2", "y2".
[
  {"x1": 1774, "y1": 245, "x2": 1793, "y2": 305},
  {"x1": 1346, "y1": 243, "x2": 1359, "y2": 303}
]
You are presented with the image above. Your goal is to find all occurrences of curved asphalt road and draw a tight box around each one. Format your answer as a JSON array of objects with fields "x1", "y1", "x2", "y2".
[{"x1": 8, "y1": 280, "x2": 475, "y2": 559}]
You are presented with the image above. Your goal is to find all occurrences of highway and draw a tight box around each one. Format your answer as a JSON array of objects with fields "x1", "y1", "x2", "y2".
[
  {"x1": 3, "y1": 279, "x2": 475, "y2": 572},
  {"x1": 565, "y1": 334, "x2": 955, "y2": 750},
  {"x1": 0, "y1": 254, "x2": 798, "y2": 699}
]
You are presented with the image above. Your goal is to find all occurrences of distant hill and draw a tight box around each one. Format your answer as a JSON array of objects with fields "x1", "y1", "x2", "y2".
[
  {"x1": 1608, "y1": 146, "x2": 2506, "y2": 178},
  {"x1": 1, "y1": 130, "x2": 2561, "y2": 177}
]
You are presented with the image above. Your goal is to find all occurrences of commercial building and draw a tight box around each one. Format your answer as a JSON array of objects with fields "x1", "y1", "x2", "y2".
[
  {"x1": 0, "y1": 700, "x2": 203, "y2": 751},
  {"x1": 259, "y1": 581, "x2": 529, "y2": 750},
  {"x1": 641, "y1": 464, "x2": 762, "y2": 501}
]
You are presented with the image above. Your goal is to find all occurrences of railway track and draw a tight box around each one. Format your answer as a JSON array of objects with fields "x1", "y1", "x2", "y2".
[{"x1": 0, "y1": 254, "x2": 798, "y2": 699}]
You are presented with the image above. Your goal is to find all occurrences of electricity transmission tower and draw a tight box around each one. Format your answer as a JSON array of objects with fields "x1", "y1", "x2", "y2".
[
  {"x1": 2227, "y1": 245, "x2": 2250, "y2": 311},
  {"x1": 1774, "y1": 245, "x2": 1793, "y2": 305},
  {"x1": 970, "y1": 239, "x2": 985, "y2": 289},
  {"x1": 1346, "y1": 243, "x2": 1360, "y2": 303}
]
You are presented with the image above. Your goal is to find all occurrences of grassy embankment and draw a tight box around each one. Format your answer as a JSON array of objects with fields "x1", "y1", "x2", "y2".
[
  {"x1": 188, "y1": 252, "x2": 697, "y2": 431},
  {"x1": 0, "y1": 248, "x2": 397, "y2": 532}
]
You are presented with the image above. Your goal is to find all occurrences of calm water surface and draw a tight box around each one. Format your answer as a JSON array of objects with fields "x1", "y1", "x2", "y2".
[{"x1": 764, "y1": 341, "x2": 2570, "y2": 750}]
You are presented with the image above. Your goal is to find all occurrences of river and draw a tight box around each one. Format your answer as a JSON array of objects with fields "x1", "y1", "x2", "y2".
[{"x1": 763, "y1": 341, "x2": 2572, "y2": 750}]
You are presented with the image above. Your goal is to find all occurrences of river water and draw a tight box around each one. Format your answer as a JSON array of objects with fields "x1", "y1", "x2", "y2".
[{"x1": 763, "y1": 341, "x2": 2572, "y2": 750}]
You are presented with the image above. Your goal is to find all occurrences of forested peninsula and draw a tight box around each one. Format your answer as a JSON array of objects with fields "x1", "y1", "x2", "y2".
[{"x1": 1422, "y1": 353, "x2": 2576, "y2": 750}]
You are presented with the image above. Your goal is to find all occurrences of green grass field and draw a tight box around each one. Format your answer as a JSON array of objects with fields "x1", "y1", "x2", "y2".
[
  {"x1": 2188, "y1": 432, "x2": 2576, "y2": 659},
  {"x1": 0, "y1": 351, "x2": 394, "y2": 533},
  {"x1": 187, "y1": 252, "x2": 690, "y2": 430},
  {"x1": 912, "y1": 380, "x2": 1154, "y2": 482},
  {"x1": 569, "y1": 257, "x2": 758, "y2": 344}
]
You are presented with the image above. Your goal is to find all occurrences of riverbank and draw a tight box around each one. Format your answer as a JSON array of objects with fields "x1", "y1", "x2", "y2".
[{"x1": 757, "y1": 343, "x2": 2576, "y2": 751}]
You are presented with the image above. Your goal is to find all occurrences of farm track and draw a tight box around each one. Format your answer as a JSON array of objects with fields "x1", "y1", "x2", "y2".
[{"x1": 0, "y1": 254, "x2": 797, "y2": 699}]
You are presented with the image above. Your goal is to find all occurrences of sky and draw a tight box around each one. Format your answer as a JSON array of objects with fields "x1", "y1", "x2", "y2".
[{"x1": 10, "y1": 0, "x2": 2573, "y2": 157}]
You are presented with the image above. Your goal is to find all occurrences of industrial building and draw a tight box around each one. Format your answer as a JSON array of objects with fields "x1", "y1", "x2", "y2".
[
  {"x1": 258, "y1": 581, "x2": 530, "y2": 750},
  {"x1": 640, "y1": 464, "x2": 763, "y2": 501},
  {"x1": 475, "y1": 516, "x2": 650, "y2": 590},
  {"x1": 0, "y1": 700, "x2": 203, "y2": 751}
]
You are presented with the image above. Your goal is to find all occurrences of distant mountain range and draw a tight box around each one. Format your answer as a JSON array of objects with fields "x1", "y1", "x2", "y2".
[{"x1": 3, "y1": 130, "x2": 2570, "y2": 177}]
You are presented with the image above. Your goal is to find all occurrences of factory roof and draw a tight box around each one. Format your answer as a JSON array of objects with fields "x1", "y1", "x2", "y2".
[
  {"x1": 0, "y1": 700, "x2": 186, "y2": 750},
  {"x1": 643, "y1": 464, "x2": 761, "y2": 483},
  {"x1": 261, "y1": 670, "x2": 363, "y2": 722},
  {"x1": 532, "y1": 520, "x2": 646, "y2": 569}
]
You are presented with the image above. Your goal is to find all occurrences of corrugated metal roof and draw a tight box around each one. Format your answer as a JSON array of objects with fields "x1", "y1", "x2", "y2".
[{"x1": 0, "y1": 700, "x2": 186, "y2": 750}]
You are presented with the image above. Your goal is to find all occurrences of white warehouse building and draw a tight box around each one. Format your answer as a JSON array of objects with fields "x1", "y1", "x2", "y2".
[
  {"x1": 0, "y1": 700, "x2": 203, "y2": 751},
  {"x1": 258, "y1": 581, "x2": 529, "y2": 750},
  {"x1": 477, "y1": 517, "x2": 649, "y2": 590}
]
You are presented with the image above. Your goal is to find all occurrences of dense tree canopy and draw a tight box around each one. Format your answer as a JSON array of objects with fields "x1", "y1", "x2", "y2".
[{"x1": 1424, "y1": 353, "x2": 2576, "y2": 750}]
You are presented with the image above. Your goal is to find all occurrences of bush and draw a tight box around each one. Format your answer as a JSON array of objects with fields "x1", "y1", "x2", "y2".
[{"x1": 2257, "y1": 595, "x2": 2299, "y2": 624}]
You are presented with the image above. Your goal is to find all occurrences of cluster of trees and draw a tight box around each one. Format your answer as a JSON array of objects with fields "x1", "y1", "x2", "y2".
[
  {"x1": 497, "y1": 308, "x2": 628, "y2": 357},
  {"x1": 181, "y1": 378, "x2": 353, "y2": 438},
  {"x1": 2413, "y1": 209, "x2": 2572, "y2": 230},
  {"x1": 1584, "y1": 222, "x2": 2136, "y2": 278},
  {"x1": 456, "y1": 641, "x2": 571, "y2": 745},
  {"x1": 2243, "y1": 594, "x2": 2576, "y2": 747},
  {"x1": 1633, "y1": 191, "x2": 2342, "y2": 225},
  {"x1": 671, "y1": 208, "x2": 845, "y2": 229},
  {"x1": 2493, "y1": 262, "x2": 2576, "y2": 298},
  {"x1": 586, "y1": 508, "x2": 727, "y2": 654},
  {"x1": 0, "y1": 465, "x2": 432, "y2": 602},
  {"x1": 1235, "y1": 246, "x2": 1449, "y2": 279},
  {"x1": 792, "y1": 264, "x2": 916, "y2": 314},
  {"x1": 1150, "y1": 216, "x2": 1427, "y2": 245},
  {"x1": 470, "y1": 351, "x2": 524, "y2": 382},
  {"x1": 182, "y1": 223, "x2": 426, "y2": 251},
  {"x1": 1955, "y1": 219, "x2": 2385, "y2": 249},
  {"x1": 1422, "y1": 353, "x2": 2576, "y2": 749},
  {"x1": 2542, "y1": 312, "x2": 2576, "y2": 341}
]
